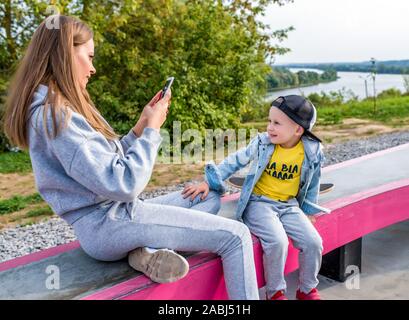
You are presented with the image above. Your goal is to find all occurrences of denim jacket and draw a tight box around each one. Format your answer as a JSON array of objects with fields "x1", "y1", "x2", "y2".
[{"x1": 204, "y1": 132, "x2": 331, "y2": 221}]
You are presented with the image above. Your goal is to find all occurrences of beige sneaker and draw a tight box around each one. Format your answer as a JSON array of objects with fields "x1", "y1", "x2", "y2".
[{"x1": 128, "y1": 247, "x2": 189, "y2": 283}]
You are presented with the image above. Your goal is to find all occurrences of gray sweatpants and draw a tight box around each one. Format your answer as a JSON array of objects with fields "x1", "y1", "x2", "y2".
[
  {"x1": 71, "y1": 191, "x2": 259, "y2": 300},
  {"x1": 242, "y1": 194, "x2": 323, "y2": 298}
]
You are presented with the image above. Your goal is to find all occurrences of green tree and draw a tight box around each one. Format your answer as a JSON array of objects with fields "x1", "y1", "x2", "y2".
[
  {"x1": 1, "y1": 0, "x2": 294, "y2": 150},
  {"x1": 0, "y1": 0, "x2": 75, "y2": 150}
]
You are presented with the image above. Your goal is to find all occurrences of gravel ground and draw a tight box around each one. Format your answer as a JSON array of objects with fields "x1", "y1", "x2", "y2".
[{"x1": 1, "y1": 130, "x2": 409, "y2": 263}]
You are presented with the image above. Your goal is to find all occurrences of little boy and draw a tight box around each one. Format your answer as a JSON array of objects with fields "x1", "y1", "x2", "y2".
[{"x1": 183, "y1": 95, "x2": 330, "y2": 300}]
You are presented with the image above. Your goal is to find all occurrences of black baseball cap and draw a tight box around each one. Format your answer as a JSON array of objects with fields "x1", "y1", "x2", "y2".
[{"x1": 271, "y1": 95, "x2": 322, "y2": 143}]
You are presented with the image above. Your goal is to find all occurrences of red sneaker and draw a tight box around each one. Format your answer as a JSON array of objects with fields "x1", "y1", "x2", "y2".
[
  {"x1": 296, "y1": 288, "x2": 321, "y2": 300},
  {"x1": 269, "y1": 290, "x2": 289, "y2": 300}
]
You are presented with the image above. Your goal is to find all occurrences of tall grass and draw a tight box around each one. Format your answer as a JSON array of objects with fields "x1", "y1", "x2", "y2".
[
  {"x1": 318, "y1": 95, "x2": 409, "y2": 125},
  {"x1": 0, "y1": 151, "x2": 32, "y2": 174}
]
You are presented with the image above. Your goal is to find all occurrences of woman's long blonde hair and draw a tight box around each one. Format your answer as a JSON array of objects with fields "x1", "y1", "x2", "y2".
[{"x1": 2, "y1": 15, "x2": 119, "y2": 150}]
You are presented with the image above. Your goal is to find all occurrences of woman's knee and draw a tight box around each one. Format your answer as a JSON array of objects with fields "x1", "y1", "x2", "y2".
[
  {"x1": 236, "y1": 221, "x2": 252, "y2": 240},
  {"x1": 217, "y1": 220, "x2": 252, "y2": 251}
]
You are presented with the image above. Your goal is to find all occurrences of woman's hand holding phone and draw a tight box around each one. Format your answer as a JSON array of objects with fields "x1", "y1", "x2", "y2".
[
  {"x1": 145, "y1": 88, "x2": 171, "y2": 129},
  {"x1": 132, "y1": 89, "x2": 171, "y2": 136}
]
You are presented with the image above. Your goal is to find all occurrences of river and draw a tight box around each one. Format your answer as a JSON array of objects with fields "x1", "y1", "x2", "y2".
[{"x1": 266, "y1": 68, "x2": 407, "y2": 101}]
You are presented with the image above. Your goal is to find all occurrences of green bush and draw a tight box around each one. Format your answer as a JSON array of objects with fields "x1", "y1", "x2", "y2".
[
  {"x1": 84, "y1": 0, "x2": 277, "y2": 136},
  {"x1": 376, "y1": 88, "x2": 402, "y2": 99},
  {"x1": 307, "y1": 89, "x2": 358, "y2": 108}
]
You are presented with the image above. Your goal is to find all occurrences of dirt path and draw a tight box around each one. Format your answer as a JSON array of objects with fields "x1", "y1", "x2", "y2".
[
  {"x1": 0, "y1": 172, "x2": 37, "y2": 201},
  {"x1": 315, "y1": 118, "x2": 409, "y2": 144}
]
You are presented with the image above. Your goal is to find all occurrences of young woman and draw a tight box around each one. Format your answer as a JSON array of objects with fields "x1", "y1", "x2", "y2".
[{"x1": 2, "y1": 15, "x2": 259, "y2": 300}]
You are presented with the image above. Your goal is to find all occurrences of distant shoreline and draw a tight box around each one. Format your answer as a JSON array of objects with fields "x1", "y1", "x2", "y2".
[
  {"x1": 268, "y1": 77, "x2": 339, "y2": 92},
  {"x1": 280, "y1": 63, "x2": 409, "y2": 76}
]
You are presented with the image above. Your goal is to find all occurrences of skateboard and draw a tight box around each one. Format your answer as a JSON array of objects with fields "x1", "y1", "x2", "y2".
[{"x1": 226, "y1": 176, "x2": 334, "y2": 194}]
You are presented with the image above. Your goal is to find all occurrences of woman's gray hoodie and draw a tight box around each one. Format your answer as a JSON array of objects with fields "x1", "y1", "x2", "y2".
[{"x1": 28, "y1": 84, "x2": 162, "y2": 225}]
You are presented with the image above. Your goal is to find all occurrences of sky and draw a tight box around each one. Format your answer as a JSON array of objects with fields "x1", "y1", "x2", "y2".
[{"x1": 261, "y1": 0, "x2": 409, "y2": 64}]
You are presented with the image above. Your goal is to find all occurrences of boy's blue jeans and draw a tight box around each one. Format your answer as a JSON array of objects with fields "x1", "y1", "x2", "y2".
[{"x1": 243, "y1": 194, "x2": 323, "y2": 298}]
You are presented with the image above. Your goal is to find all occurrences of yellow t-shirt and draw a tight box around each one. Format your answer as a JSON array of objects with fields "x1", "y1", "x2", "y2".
[{"x1": 253, "y1": 140, "x2": 304, "y2": 201}]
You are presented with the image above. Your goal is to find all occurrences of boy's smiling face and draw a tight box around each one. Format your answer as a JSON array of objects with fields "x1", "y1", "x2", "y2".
[{"x1": 267, "y1": 106, "x2": 305, "y2": 148}]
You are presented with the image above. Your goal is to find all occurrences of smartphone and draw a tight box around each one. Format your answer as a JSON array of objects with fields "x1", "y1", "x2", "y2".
[{"x1": 160, "y1": 77, "x2": 174, "y2": 99}]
